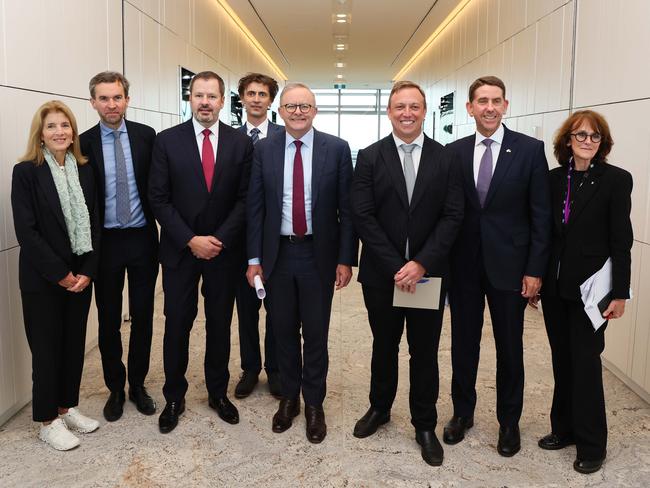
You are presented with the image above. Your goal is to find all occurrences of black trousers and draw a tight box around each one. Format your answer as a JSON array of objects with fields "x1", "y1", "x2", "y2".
[
  {"x1": 266, "y1": 239, "x2": 334, "y2": 407},
  {"x1": 161, "y1": 254, "x2": 238, "y2": 402},
  {"x1": 449, "y1": 257, "x2": 527, "y2": 427},
  {"x1": 235, "y1": 271, "x2": 277, "y2": 374},
  {"x1": 542, "y1": 294, "x2": 608, "y2": 460},
  {"x1": 21, "y1": 287, "x2": 92, "y2": 422},
  {"x1": 95, "y1": 227, "x2": 158, "y2": 392},
  {"x1": 362, "y1": 285, "x2": 443, "y2": 431}
]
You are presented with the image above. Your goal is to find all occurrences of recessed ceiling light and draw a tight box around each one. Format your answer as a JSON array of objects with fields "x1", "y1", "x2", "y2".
[
  {"x1": 335, "y1": 62, "x2": 346, "y2": 68},
  {"x1": 336, "y1": 74, "x2": 344, "y2": 79},
  {"x1": 336, "y1": 19, "x2": 347, "y2": 23},
  {"x1": 336, "y1": 14, "x2": 347, "y2": 18}
]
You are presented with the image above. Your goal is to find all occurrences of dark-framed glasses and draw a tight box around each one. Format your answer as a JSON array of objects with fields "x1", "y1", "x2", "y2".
[
  {"x1": 570, "y1": 131, "x2": 602, "y2": 143},
  {"x1": 281, "y1": 103, "x2": 313, "y2": 114}
]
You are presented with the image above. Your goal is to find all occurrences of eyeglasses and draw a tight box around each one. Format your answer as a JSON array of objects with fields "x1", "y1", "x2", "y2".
[
  {"x1": 570, "y1": 131, "x2": 602, "y2": 143},
  {"x1": 281, "y1": 103, "x2": 314, "y2": 114}
]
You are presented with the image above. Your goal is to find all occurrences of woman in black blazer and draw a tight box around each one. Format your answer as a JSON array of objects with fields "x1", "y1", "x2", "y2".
[
  {"x1": 11, "y1": 100, "x2": 101, "y2": 451},
  {"x1": 534, "y1": 110, "x2": 633, "y2": 474}
]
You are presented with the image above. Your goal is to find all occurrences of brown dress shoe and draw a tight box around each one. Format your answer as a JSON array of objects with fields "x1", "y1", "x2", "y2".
[
  {"x1": 305, "y1": 405, "x2": 327, "y2": 443},
  {"x1": 272, "y1": 397, "x2": 300, "y2": 433}
]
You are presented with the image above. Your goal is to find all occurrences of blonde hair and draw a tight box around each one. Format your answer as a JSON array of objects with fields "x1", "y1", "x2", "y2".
[{"x1": 21, "y1": 100, "x2": 87, "y2": 165}]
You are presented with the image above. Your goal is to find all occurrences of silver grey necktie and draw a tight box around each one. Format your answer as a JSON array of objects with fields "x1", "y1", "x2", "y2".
[
  {"x1": 401, "y1": 143, "x2": 417, "y2": 259},
  {"x1": 250, "y1": 127, "x2": 261, "y2": 144},
  {"x1": 476, "y1": 138, "x2": 493, "y2": 207},
  {"x1": 113, "y1": 130, "x2": 130, "y2": 226}
]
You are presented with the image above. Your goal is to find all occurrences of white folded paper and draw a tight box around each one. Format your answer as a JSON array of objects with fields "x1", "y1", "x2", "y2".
[
  {"x1": 254, "y1": 275, "x2": 266, "y2": 299},
  {"x1": 580, "y1": 258, "x2": 612, "y2": 331},
  {"x1": 393, "y1": 277, "x2": 442, "y2": 310}
]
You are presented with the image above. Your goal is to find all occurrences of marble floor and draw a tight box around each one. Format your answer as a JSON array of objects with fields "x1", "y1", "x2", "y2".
[{"x1": 0, "y1": 279, "x2": 649, "y2": 488}]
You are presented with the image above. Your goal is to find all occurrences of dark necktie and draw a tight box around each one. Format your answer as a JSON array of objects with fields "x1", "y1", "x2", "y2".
[
  {"x1": 250, "y1": 127, "x2": 260, "y2": 144},
  {"x1": 201, "y1": 128, "x2": 214, "y2": 191},
  {"x1": 476, "y1": 138, "x2": 493, "y2": 207},
  {"x1": 292, "y1": 140, "x2": 307, "y2": 237},
  {"x1": 112, "y1": 130, "x2": 130, "y2": 226}
]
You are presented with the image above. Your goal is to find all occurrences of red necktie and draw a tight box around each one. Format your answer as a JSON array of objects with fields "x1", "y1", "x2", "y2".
[
  {"x1": 292, "y1": 140, "x2": 307, "y2": 237},
  {"x1": 201, "y1": 128, "x2": 214, "y2": 191}
]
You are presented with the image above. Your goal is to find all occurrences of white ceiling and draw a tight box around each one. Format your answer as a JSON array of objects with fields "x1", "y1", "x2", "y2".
[{"x1": 227, "y1": 0, "x2": 461, "y2": 88}]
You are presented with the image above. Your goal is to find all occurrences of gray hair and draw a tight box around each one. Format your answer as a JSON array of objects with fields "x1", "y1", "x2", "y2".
[{"x1": 279, "y1": 82, "x2": 316, "y2": 105}]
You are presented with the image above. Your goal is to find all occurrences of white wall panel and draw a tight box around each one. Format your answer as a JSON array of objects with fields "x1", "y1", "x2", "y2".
[
  {"x1": 141, "y1": 14, "x2": 161, "y2": 111},
  {"x1": 124, "y1": 2, "x2": 144, "y2": 108},
  {"x1": 0, "y1": 0, "x2": 6, "y2": 85},
  {"x1": 508, "y1": 26, "x2": 536, "y2": 117},
  {"x1": 631, "y1": 243, "x2": 650, "y2": 387},
  {"x1": 0, "y1": 254, "x2": 12, "y2": 414},
  {"x1": 128, "y1": 0, "x2": 161, "y2": 22},
  {"x1": 486, "y1": 0, "x2": 500, "y2": 51},
  {"x1": 163, "y1": 0, "x2": 191, "y2": 42},
  {"x1": 159, "y1": 29, "x2": 183, "y2": 115},
  {"x1": 526, "y1": 0, "x2": 569, "y2": 26},
  {"x1": 194, "y1": 0, "x2": 221, "y2": 62},
  {"x1": 541, "y1": 110, "x2": 570, "y2": 166},
  {"x1": 498, "y1": 0, "x2": 526, "y2": 43},
  {"x1": 7, "y1": 247, "x2": 30, "y2": 405}
]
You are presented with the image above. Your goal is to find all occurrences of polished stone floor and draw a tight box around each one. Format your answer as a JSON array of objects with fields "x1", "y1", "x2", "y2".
[{"x1": 0, "y1": 279, "x2": 649, "y2": 487}]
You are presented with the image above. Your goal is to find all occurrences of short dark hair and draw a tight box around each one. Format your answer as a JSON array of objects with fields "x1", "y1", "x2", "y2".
[
  {"x1": 238, "y1": 73, "x2": 279, "y2": 102},
  {"x1": 189, "y1": 71, "x2": 225, "y2": 98},
  {"x1": 468, "y1": 76, "x2": 506, "y2": 102},
  {"x1": 388, "y1": 81, "x2": 427, "y2": 109},
  {"x1": 553, "y1": 110, "x2": 613, "y2": 166},
  {"x1": 89, "y1": 71, "x2": 130, "y2": 98}
]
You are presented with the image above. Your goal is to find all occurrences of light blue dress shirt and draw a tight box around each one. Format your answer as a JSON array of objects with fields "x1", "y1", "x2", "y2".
[{"x1": 281, "y1": 128, "x2": 314, "y2": 236}]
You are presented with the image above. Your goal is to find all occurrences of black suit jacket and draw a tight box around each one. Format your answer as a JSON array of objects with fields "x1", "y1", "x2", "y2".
[
  {"x1": 149, "y1": 119, "x2": 253, "y2": 268},
  {"x1": 542, "y1": 162, "x2": 633, "y2": 300},
  {"x1": 80, "y1": 119, "x2": 158, "y2": 239},
  {"x1": 11, "y1": 160, "x2": 100, "y2": 292},
  {"x1": 351, "y1": 134, "x2": 464, "y2": 289},
  {"x1": 447, "y1": 125, "x2": 552, "y2": 291},
  {"x1": 247, "y1": 128, "x2": 357, "y2": 283},
  {"x1": 238, "y1": 120, "x2": 284, "y2": 138}
]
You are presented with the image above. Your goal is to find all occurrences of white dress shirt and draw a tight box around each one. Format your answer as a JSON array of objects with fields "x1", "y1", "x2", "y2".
[
  {"x1": 245, "y1": 119, "x2": 270, "y2": 140},
  {"x1": 192, "y1": 117, "x2": 219, "y2": 161},
  {"x1": 472, "y1": 124, "x2": 504, "y2": 184},
  {"x1": 392, "y1": 131, "x2": 425, "y2": 175},
  {"x1": 281, "y1": 128, "x2": 314, "y2": 236}
]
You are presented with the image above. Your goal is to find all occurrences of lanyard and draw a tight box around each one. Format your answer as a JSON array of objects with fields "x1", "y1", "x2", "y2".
[{"x1": 562, "y1": 158, "x2": 593, "y2": 224}]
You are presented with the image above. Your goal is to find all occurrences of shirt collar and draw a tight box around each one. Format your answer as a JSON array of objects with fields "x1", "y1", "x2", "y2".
[
  {"x1": 246, "y1": 118, "x2": 269, "y2": 135},
  {"x1": 100, "y1": 119, "x2": 126, "y2": 136},
  {"x1": 285, "y1": 127, "x2": 314, "y2": 149},
  {"x1": 392, "y1": 131, "x2": 424, "y2": 150},
  {"x1": 193, "y1": 117, "x2": 219, "y2": 137},
  {"x1": 475, "y1": 123, "x2": 504, "y2": 146}
]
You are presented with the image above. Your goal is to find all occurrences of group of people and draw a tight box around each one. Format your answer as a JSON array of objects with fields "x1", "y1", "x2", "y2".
[{"x1": 11, "y1": 70, "x2": 632, "y2": 476}]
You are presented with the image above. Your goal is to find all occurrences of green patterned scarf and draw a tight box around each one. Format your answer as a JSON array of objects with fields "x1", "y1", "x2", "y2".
[{"x1": 43, "y1": 148, "x2": 93, "y2": 255}]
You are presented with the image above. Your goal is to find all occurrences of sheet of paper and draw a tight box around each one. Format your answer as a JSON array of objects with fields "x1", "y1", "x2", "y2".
[
  {"x1": 393, "y1": 277, "x2": 442, "y2": 310},
  {"x1": 580, "y1": 258, "x2": 612, "y2": 331}
]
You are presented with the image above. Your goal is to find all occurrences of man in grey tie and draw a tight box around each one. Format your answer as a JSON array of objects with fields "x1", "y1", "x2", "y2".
[
  {"x1": 350, "y1": 81, "x2": 464, "y2": 466},
  {"x1": 444, "y1": 76, "x2": 551, "y2": 456},
  {"x1": 80, "y1": 71, "x2": 159, "y2": 422}
]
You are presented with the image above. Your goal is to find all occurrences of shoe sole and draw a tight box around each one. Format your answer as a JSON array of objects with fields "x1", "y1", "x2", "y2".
[
  {"x1": 573, "y1": 462, "x2": 604, "y2": 474},
  {"x1": 39, "y1": 433, "x2": 81, "y2": 451},
  {"x1": 497, "y1": 445, "x2": 521, "y2": 457},
  {"x1": 353, "y1": 416, "x2": 390, "y2": 438},
  {"x1": 538, "y1": 441, "x2": 575, "y2": 450}
]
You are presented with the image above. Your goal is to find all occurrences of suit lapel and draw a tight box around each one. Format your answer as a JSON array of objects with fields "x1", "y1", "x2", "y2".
[
  {"x1": 409, "y1": 136, "x2": 435, "y2": 211},
  {"x1": 213, "y1": 122, "x2": 231, "y2": 193},
  {"x1": 566, "y1": 163, "x2": 607, "y2": 230},
  {"x1": 484, "y1": 126, "x2": 516, "y2": 208},
  {"x1": 125, "y1": 120, "x2": 146, "y2": 198},
  {"x1": 36, "y1": 163, "x2": 67, "y2": 232},
  {"x1": 273, "y1": 134, "x2": 285, "y2": 211},
  {"x1": 181, "y1": 119, "x2": 209, "y2": 192},
  {"x1": 381, "y1": 136, "x2": 409, "y2": 210},
  {"x1": 458, "y1": 135, "x2": 480, "y2": 209},
  {"x1": 311, "y1": 129, "x2": 327, "y2": 209},
  {"x1": 89, "y1": 124, "x2": 106, "y2": 189}
]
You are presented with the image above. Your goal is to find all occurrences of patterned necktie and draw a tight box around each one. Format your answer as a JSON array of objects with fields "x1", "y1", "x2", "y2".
[
  {"x1": 112, "y1": 130, "x2": 130, "y2": 226},
  {"x1": 201, "y1": 128, "x2": 214, "y2": 191},
  {"x1": 250, "y1": 127, "x2": 261, "y2": 145},
  {"x1": 292, "y1": 140, "x2": 307, "y2": 237},
  {"x1": 401, "y1": 143, "x2": 417, "y2": 203},
  {"x1": 476, "y1": 138, "x2": 493, "y2": 207}
]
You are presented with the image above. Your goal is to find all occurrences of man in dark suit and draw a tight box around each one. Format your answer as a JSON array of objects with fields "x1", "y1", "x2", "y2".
[
  {"x1": 149, "y1": 71, "x2": 253, "y2": 433},
  {"x1": 246, "y1": 82, "x2": 356, "y2": 443},
  {"x1": 233, "y1": 72, "x2": 283, "y2": 399},
  {"x1": 80, "y1": 71, "x2": 159, "y2": 422},
  {"x1": 444, "y1": 76, "x2": 551, "y2": 456},
  {"x1": 351, "y1": 81, "x2": 464, "y2": 466}
]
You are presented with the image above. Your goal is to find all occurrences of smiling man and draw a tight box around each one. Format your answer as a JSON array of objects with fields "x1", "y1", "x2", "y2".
[
  {"x1": 350, "y1": 81, "x2": 464, "y2": 467},
  {"x1": 149, "y1": 71, "x2": 253, "y2": 434},
  {"x1": 444, "y1": 76, "x2": 551, "y2": 457},
  {"x1": 246, "y1": 82, "x2": 357, "y2": 443}
]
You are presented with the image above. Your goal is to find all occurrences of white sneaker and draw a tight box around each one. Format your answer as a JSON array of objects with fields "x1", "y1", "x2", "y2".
[
  {"x1": 61, "y1": 407, "x2": 100, "y2": 433},
  {"x1": 39, "y1": 418, "x2": 80, "y2": 451}
]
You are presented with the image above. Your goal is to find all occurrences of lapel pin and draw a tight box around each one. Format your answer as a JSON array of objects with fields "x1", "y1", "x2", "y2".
[{"x1": 506, "y1": 148, "x2": 512, "y2": 153}]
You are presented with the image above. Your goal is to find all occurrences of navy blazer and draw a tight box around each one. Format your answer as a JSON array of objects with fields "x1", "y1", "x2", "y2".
[
  {"x1": 447, "y1": 125, "x2": 552, "y2": 291},
  {"x1": 149, "y1": 119, "x2": 253, "y2": 268},
  {"x1": 247, "y1": 128, "x2": 357, "y2": 283},
  {"x1": 352, "y1": 134, "x2": 464, "y2": 289},
  {"x1": 80, "y1": 119, "x2": 158, "y2": 238},
  {"x1": 11, "y1": 160, "x2": 100, "y2": 292}
]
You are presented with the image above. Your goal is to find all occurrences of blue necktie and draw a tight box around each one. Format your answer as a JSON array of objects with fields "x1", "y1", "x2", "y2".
[
  {"x1": 113, "y1": 130, "x2": 130, "y2": 226},
  {"x1": 476, "y1": 138, "x2": 493, "y2": 207},
  {"x1": 250, "y1": 127, "x2": 261, "y2": 145}
]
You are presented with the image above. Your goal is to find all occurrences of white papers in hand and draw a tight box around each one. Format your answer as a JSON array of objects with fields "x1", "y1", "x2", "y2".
[
  {"x1": 580, "y1": 258, "x2": 612, "y2": 331},
  {"x1": 254, "y1": 275, "x2": 266, "y2": 299},
  {"x1": 393, "y1": 277, "x2": 442, "y2": 310}
]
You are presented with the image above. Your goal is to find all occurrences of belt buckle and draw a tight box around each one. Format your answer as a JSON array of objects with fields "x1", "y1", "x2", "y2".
[{"x1": 288, "y1": 235, "x2": 300, "y2": 243}]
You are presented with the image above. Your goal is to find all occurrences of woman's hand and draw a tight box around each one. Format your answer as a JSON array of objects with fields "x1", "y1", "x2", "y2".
[
  {"x1": 67, "y1": 274, "x2": 91, "y2": 293},
  {"x1": 58, "y1": 272, "x2": 79, "y2": 289},
  {"x1": 603, "y1": 299, "x2": 625, "y2": 320}
]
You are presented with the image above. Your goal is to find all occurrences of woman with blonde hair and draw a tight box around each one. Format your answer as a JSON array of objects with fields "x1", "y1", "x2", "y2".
[{"x1": 11, "y1": 100, "x2": 101, "y2": 450}]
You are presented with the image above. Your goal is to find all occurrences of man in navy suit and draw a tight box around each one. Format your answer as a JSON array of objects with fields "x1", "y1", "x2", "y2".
[
  {"x1": 444, "y1": 76, "x2": 551, "y2": 456},
  {"x1": 246, "y1": 82, "x2": 357, "y2": 443},
  {"x1": 233, "y1": 73, "x2": 283, "y2": 399},
  {"x1": 149, "y1": 71, "x2": 253, "y2": 433},
  {"x1": 80, "y1": 71, "x2": 159, "y2": 422}
]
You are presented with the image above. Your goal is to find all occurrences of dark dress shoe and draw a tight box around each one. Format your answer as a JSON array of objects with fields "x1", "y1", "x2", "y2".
[
  {"x1": 158, "y1": 400, "x2": 185, "y2": 434},
  {"x1": 353, "y1": 407, "x2": 390, "y2": 438},
  {"x1": 267, "y1": 371, "x2": 283, "y2": 399},
  {"x1": 103, "y1": 390, "x2": 125, "y2": 422},
  {"x1": 538, "y1": 433, "x2": 575, "y2": 450},
  {"x1": 415, "y1": 430, "x2": 444, "y2": 466},
  {"x1": 574, "y1": 456, "x2": 605, "y2": 474},
  {"x1": 208, "y1": 396, "x2": 239, "y2": 424},
  {"x1": 305, "y1": 405, "x2": 327, "y2": 443},
  {"x1": 497, "y1": 425, "x2": 521, "y2": 457},
  {"x1": 443, "y1": 416, "x2": 474, "y2": 445},
  {"x1": 272, "y1": 397, "x2": 300, "y2": 433},
  {"x1": 234, "y1": 371, "x2": 259, "y2": 399},
  {"x1": 128, "y1": 386, "x2": 156, "y2": 415}
]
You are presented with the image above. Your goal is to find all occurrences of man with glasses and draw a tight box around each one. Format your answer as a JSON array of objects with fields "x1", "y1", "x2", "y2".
[
  {"x1": 444, "y1": 76, "x2": 551, "y2": 456},
  {"x1": 233, "y1": 73, "x2": 284, "y2": 400},
  {"x1": 246, "y1": 82, "x2": 357, "y2": 443}
]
